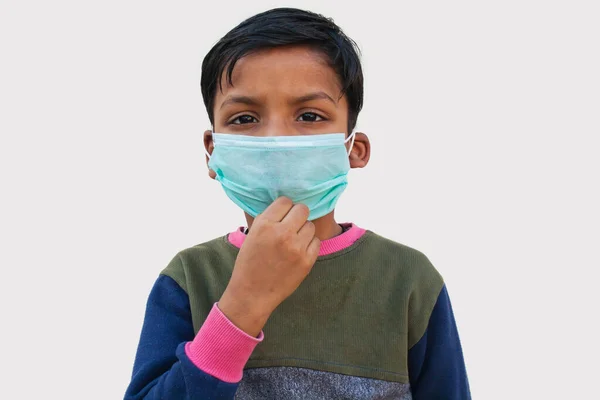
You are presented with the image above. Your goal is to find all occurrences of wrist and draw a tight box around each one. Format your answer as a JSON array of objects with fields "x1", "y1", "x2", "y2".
[{"x1": 218, "y1": 289, "x2": 273, "y2": 337}]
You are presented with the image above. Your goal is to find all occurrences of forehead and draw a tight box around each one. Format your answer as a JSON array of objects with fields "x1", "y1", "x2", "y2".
[{"x1": 216, "y1": 46, "x2": 342, "y2": 102}]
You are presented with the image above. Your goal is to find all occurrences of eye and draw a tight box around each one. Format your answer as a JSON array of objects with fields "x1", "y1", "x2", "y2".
[
  {"x1": 230, "y1": 115, "x2": 258, "y2": 125},
  {"x1": 297, "y1": 112, "x2": 324, "y2": 122}
]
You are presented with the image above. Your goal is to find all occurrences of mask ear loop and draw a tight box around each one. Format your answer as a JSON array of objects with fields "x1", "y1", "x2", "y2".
[{"x1": 344, "y1": 130, "x2": 357, "y2": 156}]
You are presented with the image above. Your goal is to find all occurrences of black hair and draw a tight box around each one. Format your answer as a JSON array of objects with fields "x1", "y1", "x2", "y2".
[{"x1": 200, "y1": 7, "x2": 364, "y2": 133}]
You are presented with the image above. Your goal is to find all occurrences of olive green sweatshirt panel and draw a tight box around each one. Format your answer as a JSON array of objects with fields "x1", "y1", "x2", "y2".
[{"x1": 159, "y1": 231, "x2": 444, "y2": 383}]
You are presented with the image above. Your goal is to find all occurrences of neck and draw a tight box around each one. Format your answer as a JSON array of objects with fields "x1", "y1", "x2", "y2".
[{"x1": 244, "y1": 211, "x2": 342, "y2": 241}]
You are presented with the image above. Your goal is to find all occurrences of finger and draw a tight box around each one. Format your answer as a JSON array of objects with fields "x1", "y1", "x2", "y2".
[
  {"x1": 297, "y1": 221, "x2": 316, "y2": 245},
  {"x1": 259, "y1": 197, "x2": 294, "y2": 222},
  {"x1": 306, "y1": 236, "x2": 321, "y2": 261},
  {"x1": 281, "y1": 203, "x2": 310, "y2": 231}
]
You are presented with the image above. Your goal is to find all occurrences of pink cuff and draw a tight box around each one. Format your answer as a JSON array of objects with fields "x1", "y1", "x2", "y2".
[{"x1": 185, "y1": 303, "x2": 264, "y2": 383}]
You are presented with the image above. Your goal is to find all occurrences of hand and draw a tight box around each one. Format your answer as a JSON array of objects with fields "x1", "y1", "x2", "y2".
[{"x1": 218, "y1": 197, "x2": 320, "y2": 337}]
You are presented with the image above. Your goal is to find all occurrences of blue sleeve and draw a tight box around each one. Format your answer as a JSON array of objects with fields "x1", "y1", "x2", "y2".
[
  {"x1": 407, "y1": 285, "x2": 471, "y2": 400},
  {"x1": 124, "y1": 275, "x2": 238, "y2": 400}
]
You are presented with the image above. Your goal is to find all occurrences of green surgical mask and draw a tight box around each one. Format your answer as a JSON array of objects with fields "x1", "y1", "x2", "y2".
[{"x1": 206, "y1": 132, "x2": 356, "y2": 220}]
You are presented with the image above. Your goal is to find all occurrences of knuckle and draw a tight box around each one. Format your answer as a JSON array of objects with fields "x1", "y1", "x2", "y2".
[
  {"x1": 295, "y1": 203, "x2": 309, "y2": 216},
  {"x1": 276, "y1": 226, "x2": 293, "y2": 243},
  {"x1": 278, "y1": 196, "x2": 293, "y2": 207},
  {"x1": 256, "y1": 221, "x2": 277, "y2": 237},
  {"x1": 253, "y1": 213, "x2": 267, "y2": 225},
  {"x1": 263, "y1": 223, "x2": 276, "y2": 236},
  {"x1": 289, "y1": 243, "x2": 302, "y2": 256},
  {"x1": 285, "y1": 242, "x2": 300, "y2": 258},
  {"x1": 252, "y1": 218, "x2": 267, "y2": 231}
]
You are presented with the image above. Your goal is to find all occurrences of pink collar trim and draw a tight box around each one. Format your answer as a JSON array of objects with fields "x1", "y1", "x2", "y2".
[{"x1": 228, "y1": 223, "x2": 366, "y2": 256}]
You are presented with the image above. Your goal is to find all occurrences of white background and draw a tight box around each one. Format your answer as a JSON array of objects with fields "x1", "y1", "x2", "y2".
[{"x1": 1, "y1": 1, "x2": 598, "y2": 399}]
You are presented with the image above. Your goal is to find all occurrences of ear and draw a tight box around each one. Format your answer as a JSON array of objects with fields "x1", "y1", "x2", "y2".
[
  {"x1": 203, "y1": 129, "x2": 216, "y2": 179},
  {"x1": 348, "y1": 132, "x2": 370, "y2": 168}
]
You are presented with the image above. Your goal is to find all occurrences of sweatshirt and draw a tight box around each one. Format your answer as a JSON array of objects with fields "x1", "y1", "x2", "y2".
[{"x1": 124, "y1": 223, "x2": 471, "y2": 399}]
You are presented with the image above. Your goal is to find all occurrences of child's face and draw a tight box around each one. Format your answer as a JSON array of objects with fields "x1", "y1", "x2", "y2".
[
  {"x1": 212, "y1": 45, "x2": 349, "y2": 137},
  {"x1": 204, "y1": 45, "x2": 370, "y2": 180}
]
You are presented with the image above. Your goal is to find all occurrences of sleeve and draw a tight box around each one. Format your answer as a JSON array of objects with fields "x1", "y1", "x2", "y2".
[
  {"x1": 124, "y1": 274, "x2": 263, "y2": 400},
  {"x1": 407, "y1": 285, "x2": 471, "y2": 400}
]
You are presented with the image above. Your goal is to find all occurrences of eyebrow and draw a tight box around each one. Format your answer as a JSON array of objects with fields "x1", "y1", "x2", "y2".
[
  {"x1": 220, "y1": 95, "x2": 260, "y2": 110},
  {"x1": 290, "y1": 91, "x2": 337, "y2": 107},
  {"x1": 219, "y1": 91, "x2": 337, "y2": 110}
]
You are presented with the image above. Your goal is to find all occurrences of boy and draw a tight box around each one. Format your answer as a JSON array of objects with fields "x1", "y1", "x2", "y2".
[{"x1": 125, "y1": 7, "x2": 471, "y2": 400}]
